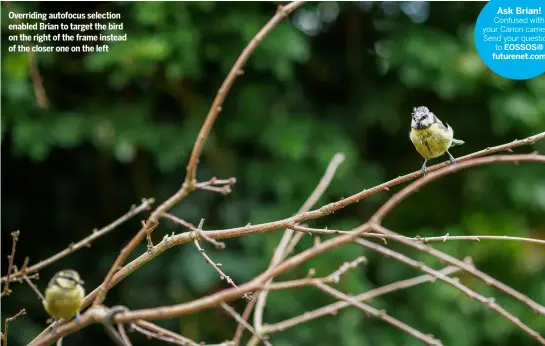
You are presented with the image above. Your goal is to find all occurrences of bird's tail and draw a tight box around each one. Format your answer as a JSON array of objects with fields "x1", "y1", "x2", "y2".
[{"x1": 451, "y1": 139, "x2": 465, "y2": 146}]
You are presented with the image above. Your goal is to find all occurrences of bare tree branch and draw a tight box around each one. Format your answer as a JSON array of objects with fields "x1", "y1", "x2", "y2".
[
  {"x1": 371, "y1": 154, "x2": 544, "y2": 223},
  {"x1": 253, "y1": 152, "x2": 346, "y2": 335},
  {"x1": 369, "y1": 233, "x2": 545, "y2": 245},
  {"x1": 164, "y1": 214, "x2": 225, "y2": 249},
  {"x1": 1, "y1": 199, "x2": 155, "y2": 284},
  {"x1": 315, "y1": 282, "x2": 443, "y2": 345},
  {"x1": 2, "y1": 309, "x2": 26, "y2": 346},
  {"x1": 354, "y1": 238, "x2": 545, "y2": 344},
  {"x1": 261, "y1": 265, "x2": 462, "y2": 334},
  {"x1": 1, "y1": 231, "x2": 20, "y2": 297},
  {"x1": 375, "y1": 224, "x2": 545, "y2": 315},
  {"x1": 24, "y1": 275, "x2": 45, "y2": 302},
  {"x1": 194, "y1": 220, "x2": 251, "y2": 300},
  {"x1": 132, "y1": 320, "x2": 200, "y2": 346},
  {"x1": 255, "y1": 256, "x2": 367, "y2": 292},
  {"x1": 289, "y1": 225, "x2": 545, "y2": 246},
  {"x1": 367, "y1": 155, "x2": 545, "y2": 317},
  {"x1": 221, "y1": 303, "x2": 272, "y2": 346},
  {"x1": 131, "y1": 324, "x2": 186, "y2": 345}
]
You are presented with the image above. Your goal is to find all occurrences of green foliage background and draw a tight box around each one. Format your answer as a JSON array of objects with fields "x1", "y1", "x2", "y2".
[{"x1": 2, "y1": 2, "x2": 545, "y2": 345}]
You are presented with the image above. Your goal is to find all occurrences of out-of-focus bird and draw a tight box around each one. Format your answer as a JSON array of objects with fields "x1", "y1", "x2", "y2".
[
  {"x1": 409, "y1": 106, "x2": 465, "y2": 176},
  {"x1": 43, "y1": 269, "x2": 85, "y2": 333}
]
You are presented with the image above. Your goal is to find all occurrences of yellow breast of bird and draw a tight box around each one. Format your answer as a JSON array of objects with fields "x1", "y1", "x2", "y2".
[
  {"x1": 43, "y1": 285, "x2": 85, "y2": 319},
  {"x1": 410, "y1": 123, "x2": 453, "y2": 159}
]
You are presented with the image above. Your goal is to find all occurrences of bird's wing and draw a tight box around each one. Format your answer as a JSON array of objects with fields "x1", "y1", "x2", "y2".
[{"x1": 436, "y1": 121, "x2": 448, "y2": 132}]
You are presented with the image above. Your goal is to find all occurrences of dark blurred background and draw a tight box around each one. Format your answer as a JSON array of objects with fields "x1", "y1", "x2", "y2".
[{"x1": 2, "y1": 2, "x2": 545, "y2": 346}]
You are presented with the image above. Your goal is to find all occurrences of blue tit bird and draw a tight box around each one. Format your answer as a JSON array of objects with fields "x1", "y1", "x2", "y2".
[
  {"x1": 409, "y1": 106, "x2": 464, "y2": 176},
  {"x1": 43, "y1": 269, "x2": 85, "y2": 334}
]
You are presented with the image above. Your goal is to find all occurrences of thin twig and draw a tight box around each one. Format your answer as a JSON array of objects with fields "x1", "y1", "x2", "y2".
[
  {"x1": 134, "y1": 320, "x2": 200, "y2": 346},
  {"x1": 244, "y1": 256, "x2": 364, "y2": 346},
  {"x1": 11, "y1": 270, "x2": 40, "y2": 284},
  {"x1": 354, "y1": 237, "x2": 545, "y2": 344},
  {"x1": 221, "y1": 303, "x2": 272, "y2": 346},
  {"x1": 19, "y1": 257, "x2": 30, "y2": 275},
  {"x1": 283, "y1": 153, "x2": 347, "y2": 257},
  {"x1": 131, "y1": 324, "x2": 186, "y2": 345},
  {"x1": 377, "y1": 224, "x2": 545, "y2": 314},
  {"x1": 261, "y1": 265, "x2": 461, "y2": 334},
  {"x1": 1, "y1": 199, "x2": 155, "y2": 284},
  {"x1": 2, "y1": 231, "x2": 20, "y2": 296},
  {"x1": 164, "y1": 214, "x2": 225, "y2": 249},
  {"x1": 254, "y1": 256, "x2": 366, "y2": 292},
  {"x1": 315, "y1": 282, "x2": 443, "y2": 345},
  {"x1": 196, "y1": 177, "x2": 237, "y2": 187},
  {"x1": 325, "y1": 256, "x2": 367, "y2": 284},
  {"x1": 197, "y1": 185, "x2": 232, "y2": 195},
  {"x1": 24, "y1": 275, "x2": 45, "y2": 302},
  {"x1": 195, "y1": 177, "x2": 237, "y2": 196},
  {"x1": 376, "y1": 233, "x2": 545, "y2": 245},
  {"x1": 289, "y1": 226, "x2": 545, "y2": 246},
  {"x1": 195, "y1": 220, "x2": 250, "y2": 300},
  {"x1": 252, "y1": 152, "x2": 345, "y2": 334},
  {"x1": 2, "y1": 309, "x2": 26, "y2": 346}
]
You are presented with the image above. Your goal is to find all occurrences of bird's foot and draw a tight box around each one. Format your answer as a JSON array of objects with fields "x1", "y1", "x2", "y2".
[
  {"x1": 447, "y1": 151, "x2": 456, "y2": 165},
  {"x1": 75, "y1": 312, "x2": 81, "y2": 325},
  {"x1": 421, "y1": 160, "x2": 428, "y2": 176}
]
